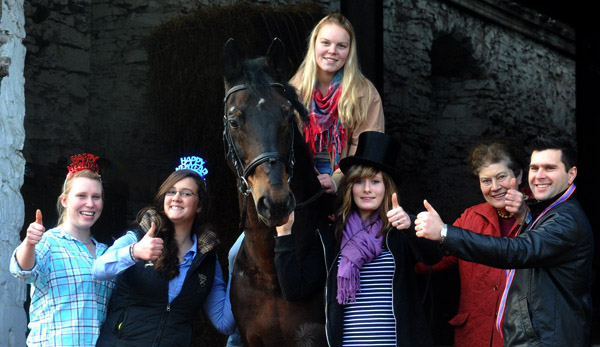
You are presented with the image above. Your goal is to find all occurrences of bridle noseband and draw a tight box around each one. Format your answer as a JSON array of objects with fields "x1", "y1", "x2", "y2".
[{"x1": 222, "y1": 82, "x2": 295, "y2": 197}]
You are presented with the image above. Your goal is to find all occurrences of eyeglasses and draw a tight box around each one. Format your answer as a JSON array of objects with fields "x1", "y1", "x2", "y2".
[{"x1": 166, "y1": 189, "x2": 196, "y2": 198}]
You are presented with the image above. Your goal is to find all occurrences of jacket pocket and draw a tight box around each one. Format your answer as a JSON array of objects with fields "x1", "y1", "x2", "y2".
[
  {"x1": 517, "y1": 297, "x2": 541, "y2": 346},
  {"x1": 448, "y1": 312, "x2": 469, "y2": 327},
  {"x1": 115, "y1": 309, "x2": 130, "y2": 338}
]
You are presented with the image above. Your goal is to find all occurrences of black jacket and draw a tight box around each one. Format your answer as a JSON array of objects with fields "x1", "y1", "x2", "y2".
[
  {"x1": 97, "y1": 230, "x2": 219, "y2": 347},
  {"x1": 442, "y1": 193, "x2": 593, "y2": 346},
  {"x1": 275, "y1": 222, "x2": 441, "y2": 347}
]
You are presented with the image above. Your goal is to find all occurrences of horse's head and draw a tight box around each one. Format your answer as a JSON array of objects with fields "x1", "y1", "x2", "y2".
[{"x1": 222, "y1": 38, "x2": 306, "y2": 228}]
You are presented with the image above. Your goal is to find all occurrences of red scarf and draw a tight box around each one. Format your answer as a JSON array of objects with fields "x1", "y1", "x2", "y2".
[{"x1": 304, "y1": 71, "x2": 347, "y2": 170}]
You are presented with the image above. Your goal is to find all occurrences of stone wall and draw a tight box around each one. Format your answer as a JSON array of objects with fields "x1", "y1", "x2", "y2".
[
  {"x1": 383, "y1": 0, "x2": 575, "y2": 219},
  {"x1": 0, "y1": 0, "x2": 28, "y2": 345},
  {"x1": 22, "y1": 0, "x2": 575, "y2": 234},
  {"x1": 21, "y1": 0, "x2": 338, "y2": 238}
]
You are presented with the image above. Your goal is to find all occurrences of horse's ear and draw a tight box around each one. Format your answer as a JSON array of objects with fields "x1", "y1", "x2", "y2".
[
  {"x1": 266, "y1": 37, "x2": 288, "y2": 81},
  {"x1": 223, "y1": 38, "x2": 243, "y2": 85}
]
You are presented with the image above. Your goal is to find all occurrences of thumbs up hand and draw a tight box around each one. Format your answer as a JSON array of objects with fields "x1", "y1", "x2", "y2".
[
  {"x1": 25, "y1": 209, "x2": 46, "y2": 247},
  {"x1": 415, "y1": 200, "x2": 445, "y2": 241},
  {"x1": 17, "y1": 209, "x2": 47, "y2": 270},
  {"x1": 386, "y1": 193, "x2": 411, "y2": 230},
  {"x1": 504, "y1": 177, "x2": 529, "y2": 223},
  {"x1": 133, "y1": 222, "x2": 164, "y2": 261}
]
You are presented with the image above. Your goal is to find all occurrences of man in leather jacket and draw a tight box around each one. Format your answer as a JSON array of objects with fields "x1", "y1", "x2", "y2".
[{"x1": 414, "y1": 134, "x2": 593, "y2": 347}]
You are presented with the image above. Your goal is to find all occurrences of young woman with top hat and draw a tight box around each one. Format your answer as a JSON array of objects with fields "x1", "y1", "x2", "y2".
[
  {"x1": 92, "y1": 156, "x2": 235, "y2": 346},
  {"x1": 10, "y1": 153, "x2": 115, "y2": 346},
  {"x1": 273, "y1": 131, "x2": 441, "y2": 346}
]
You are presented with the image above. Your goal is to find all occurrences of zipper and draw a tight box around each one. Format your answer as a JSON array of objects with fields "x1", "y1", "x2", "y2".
[
  {"x1": 316, "y1": 229, "x2": 332, "y2": 346},
  {"x1": 386, "y1": 231, "x2": 398, "y2": 341}
]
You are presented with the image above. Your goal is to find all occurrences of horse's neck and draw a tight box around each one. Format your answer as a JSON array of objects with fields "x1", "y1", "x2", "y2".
[
  {"x1": 291, "y1": 125, "x2": 322, "y2": 201},
  {"x1": 239, "y1": 194, "x2": 277, "y2": 272}
]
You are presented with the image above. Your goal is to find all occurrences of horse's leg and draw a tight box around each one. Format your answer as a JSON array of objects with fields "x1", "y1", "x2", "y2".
[
  {"x1": 278, "y1": 293, "x2": 326, "y2": 347},
  {"x1": 232, "y1": 246, "x2": 286, "y2": 347}
]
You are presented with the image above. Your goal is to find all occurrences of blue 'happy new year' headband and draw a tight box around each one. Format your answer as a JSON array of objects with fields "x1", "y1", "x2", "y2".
[{"x1": 175, "y1": 156, "x2": 208, "y2": 180}]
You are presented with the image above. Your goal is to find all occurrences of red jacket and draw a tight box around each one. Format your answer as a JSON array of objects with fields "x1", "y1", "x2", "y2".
[{"x1": 416, "y1": 203, "x2": 518, "y2": 347}]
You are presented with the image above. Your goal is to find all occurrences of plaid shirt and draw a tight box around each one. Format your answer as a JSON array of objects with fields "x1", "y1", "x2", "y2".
[{"x1": 10, "y1": 227, "x2": 115, "y2": 346}]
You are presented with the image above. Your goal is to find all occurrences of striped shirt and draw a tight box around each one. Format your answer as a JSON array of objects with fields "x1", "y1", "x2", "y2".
[
  {"x1": 341, "y1": 249, "x2": 396, "y2": 346},
  {"x1": 10, "y1": 227, "x2": 115, "y2": 346}
]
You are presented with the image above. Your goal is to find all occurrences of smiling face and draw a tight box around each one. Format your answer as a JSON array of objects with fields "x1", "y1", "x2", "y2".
[
  {"x1": 528, "y1": 149, "x2": 577, "y2": 201},
  {"x1": 314, "y1": 23, "x2": 350, "y2": 80},
  {"x1": 478, "y1": 160, "x2": 522, "y2": 212},
  {"x1": 352, "y1": 171, "x2": 386, "y2": 221},
  {"x1": 163, "y1": 177, "x2": 201, "y2": 226},
  {"x1": 61, "y1": 177, "x2": 103, "y2": 233}
]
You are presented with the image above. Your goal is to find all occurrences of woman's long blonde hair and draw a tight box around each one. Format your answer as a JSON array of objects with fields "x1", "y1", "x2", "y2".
[
  {"x1": 334, "y1": 165, "x2": 397, "y2": 244},
  {"x1": 294, "y1": 13, "x2": 372, "y2": 130}
]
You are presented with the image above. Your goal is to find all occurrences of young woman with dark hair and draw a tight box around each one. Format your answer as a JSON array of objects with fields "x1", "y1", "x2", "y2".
[{"x1": 93, "y1": 157, "x2": 234, "y2": 346}]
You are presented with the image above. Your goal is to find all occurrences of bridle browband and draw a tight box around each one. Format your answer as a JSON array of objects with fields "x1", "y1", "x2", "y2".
[{"x1": 222, "y1": 82, "x2": 295, "y2": 198}]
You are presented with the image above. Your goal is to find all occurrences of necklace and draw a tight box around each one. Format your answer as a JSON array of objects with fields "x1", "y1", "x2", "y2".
[{"x1": 496, "y1": 209, "x2": 511, "y2": 219}]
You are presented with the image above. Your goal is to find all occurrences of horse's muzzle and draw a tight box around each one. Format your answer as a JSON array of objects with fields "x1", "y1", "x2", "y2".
[{"x1": 255, "y1": 191, "x2": 295, "y2": 227}]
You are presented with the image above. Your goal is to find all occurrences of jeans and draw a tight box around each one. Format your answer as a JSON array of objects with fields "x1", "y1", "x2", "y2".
[
  {"x1": 315, "y1": 160, "x2": 333, "y2": 176},
  {"x1": 226, "y1": 233, "x2": 245, "y2": 347}
]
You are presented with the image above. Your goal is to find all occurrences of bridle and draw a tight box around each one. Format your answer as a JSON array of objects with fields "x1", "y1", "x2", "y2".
[
  {"x1": 222, "y1": 82, "x2": 295, "y2": 197},
  {"x1": 222, "y1": 81, "x2": 325, "y2": 231}
]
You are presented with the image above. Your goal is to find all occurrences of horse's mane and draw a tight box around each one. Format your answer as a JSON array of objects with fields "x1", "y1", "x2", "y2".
[{"x1": 242, "y1": 57, "x2": 309, "y2": 124}]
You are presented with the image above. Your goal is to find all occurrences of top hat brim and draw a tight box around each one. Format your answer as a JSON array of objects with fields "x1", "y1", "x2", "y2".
[
  {"x1": 338, "y1": 131, "x2": 401, "y2": 183},
  {"x1": 339, "y1": 156, "x2": 397, "y2": 179}
]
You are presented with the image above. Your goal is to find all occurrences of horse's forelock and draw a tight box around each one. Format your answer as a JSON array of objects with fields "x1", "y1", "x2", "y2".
[
  {"x1": 240, "y1": 58, "x2": 308, "y2": 123},
  {"x1": 242, "y1": 58, "x2": 273, "y2": 98}
]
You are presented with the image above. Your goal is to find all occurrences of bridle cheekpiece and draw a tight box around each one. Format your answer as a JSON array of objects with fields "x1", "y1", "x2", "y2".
[{"x1": 222, "y1": 82, "x2": 296, "y2": 197}]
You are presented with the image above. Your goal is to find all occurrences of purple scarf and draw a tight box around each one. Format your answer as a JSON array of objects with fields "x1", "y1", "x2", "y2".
[{"x1": 337, "y1": 211, "x2": 383, "y2": 305}]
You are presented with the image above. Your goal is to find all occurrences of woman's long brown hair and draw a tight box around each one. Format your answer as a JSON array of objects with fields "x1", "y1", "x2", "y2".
[
  {"x1": 334, "y1": 165, "x2": 397, "y2": 245},
  {"x1": 136, "y1": 169, "x2": 209, "y2": 279}
]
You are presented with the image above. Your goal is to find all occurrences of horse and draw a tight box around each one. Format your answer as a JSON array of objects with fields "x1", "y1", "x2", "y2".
[{"x1": 222, "y1": 38, "x2": 330, "y2": 346}]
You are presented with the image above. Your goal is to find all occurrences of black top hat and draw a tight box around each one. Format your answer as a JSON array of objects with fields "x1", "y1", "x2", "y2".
[{"x1": 339, "y1": 131, "x2": 400, "y2": 179}]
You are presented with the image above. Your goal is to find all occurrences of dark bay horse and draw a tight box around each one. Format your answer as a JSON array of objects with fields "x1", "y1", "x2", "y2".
[{"x1": 222, "y1": 38, "x2": 329, "y2": 346}]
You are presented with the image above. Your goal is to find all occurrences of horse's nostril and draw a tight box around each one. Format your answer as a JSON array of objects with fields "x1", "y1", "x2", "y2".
[
  {"x1": 256, "y1": 196, "x2": 272, "y2": 219},
  {"x1": 256, "y1": 192, "x2": 295, "y2": 224}
]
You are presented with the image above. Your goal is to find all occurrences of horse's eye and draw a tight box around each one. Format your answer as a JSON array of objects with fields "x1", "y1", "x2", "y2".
[
  {"x1": 228, "y1": 118, "x2": 240, "y2": 129},
  {"x1": 228, "y1": 110, "x2": 242, "y2": 129}
]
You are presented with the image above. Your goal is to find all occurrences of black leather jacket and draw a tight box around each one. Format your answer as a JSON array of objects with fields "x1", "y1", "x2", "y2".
[{"x1": 442, "y1": 193, "x2": 593, "y2": 346}]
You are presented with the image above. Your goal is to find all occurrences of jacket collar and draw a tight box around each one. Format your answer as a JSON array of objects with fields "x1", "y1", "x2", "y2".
[{"x1": 527, "y1": 188, "x2": 576, "y2": 217}]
